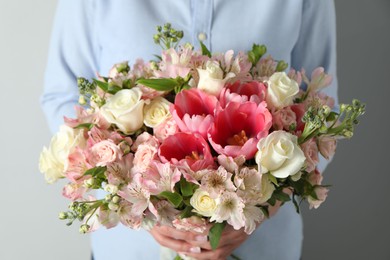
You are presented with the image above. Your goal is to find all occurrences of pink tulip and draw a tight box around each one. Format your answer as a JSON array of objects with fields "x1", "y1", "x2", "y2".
[
  {"x1": 171, "y1": 88, "x2": 218, "y2": 138},
  {"x1": 158, "y1": 132, "x2": 215, "y2": 171},
  {"x1": 219, "y1": 81, "x2": 267, "y2": 108},
  {"x1": 208, "y1": 101, "x2": 272, "y2": 159}
]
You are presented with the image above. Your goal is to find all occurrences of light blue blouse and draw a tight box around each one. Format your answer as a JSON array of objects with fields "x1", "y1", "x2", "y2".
[{"x1": 42, "y1": 1, "x2": 338, "y2": 259}]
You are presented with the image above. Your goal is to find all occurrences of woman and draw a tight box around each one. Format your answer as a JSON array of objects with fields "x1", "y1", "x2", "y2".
[{"x1": 42, "y1": 1, "x2": 338, "y2": 259}]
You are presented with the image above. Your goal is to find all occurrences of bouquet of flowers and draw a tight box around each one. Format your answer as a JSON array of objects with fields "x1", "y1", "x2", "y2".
[{"x1": 39, "y1": 23, "x2": 365, "y2": 251}]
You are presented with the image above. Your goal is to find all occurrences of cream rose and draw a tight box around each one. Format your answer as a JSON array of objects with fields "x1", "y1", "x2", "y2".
[
  {"x1": 143, "y1": 97, "x2": 172, "y2": 128},
  {"x1": 100, "y1": 88, "x2": 145, "y2": 134},
  {"x1": 256, "y1": 131, "x2": 306, "y2": 178},
  {"x1": 197, "y1": 60, "x2": 235, "y2": 96},
  {"x1": 266, "y1": 72, "x2": 299, "y2": 109},
  {"x1": 190, "y1": 189, "x2": 218, "y2": 217},
  {"x1": 39, "y1": 125, "x2": 85, "y2": 183}
]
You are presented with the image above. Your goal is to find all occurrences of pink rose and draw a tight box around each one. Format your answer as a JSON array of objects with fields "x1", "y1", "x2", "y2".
[
  {"x1": 308, "y1": 186, "x2": 328, "y2": 209},
  {"x1": 318, "y1": 135, "x2": 337, "y2": 160},
  {"x1": 171, "y1": 88, "x2": 218, "y2": 139},
  {"x1": 208, "y1": 101, "x2": 272, "y2": 159},
  {"x1": 154, "y1": 117, "x2": 180, "y2": 142},
  {"x1": 301, "y1": 138, "x2": 319, "y2": 173},
  {"x1": 133, "y1": 143, "x2": 158, "y2": 173},
  {"x1": 132, "y1": 132, "x2": 159, "y2": 152},
  {"x1": 158, "y1": 132, "x2": 214, "y2": 171},
  {"x1": 90, "y1": 140, "x2": 122, "y2": 167},
  {"x1": 272, "y1": 106, "x2": 297, "y2": 131},
  {"x1": 219, "y1": 81, "x2": 267, "y2": 108}
]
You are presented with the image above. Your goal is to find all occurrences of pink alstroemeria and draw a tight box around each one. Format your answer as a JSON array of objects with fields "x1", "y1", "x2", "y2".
[
  {"x1": 117, "y1": 174, "x2": 150, "y2": 216},
  {"x1": 158, "y1": 132, "x2": 214, "y2": 171},
  {"x1": 171, "y1": 88, "x2": 218, "y2": 139},
  {"x1": 219, "y1": 81, "x2": 267, "y2": 108},
  {"x1": 154, "y1": 46, "x2": 192, "y2": 79},
  {"x1": 208, "y1": 101, "x2": 272, "y2": 159},
  {"x1": 142, "y1": 161, "x2": 181, "y2": 195}
]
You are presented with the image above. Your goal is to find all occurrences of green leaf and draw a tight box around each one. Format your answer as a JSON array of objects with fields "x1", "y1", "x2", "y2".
[
  {"x1": 273, "y1": 189, "x2": 291, "y2": 202},
  {"x1": 107, "y1": 84, "x2": 122, "y2": 95},
  {"x1": 180, "y1": 178, "x2": 194, "y2": 197},
  {"x1": 136, "y1": 78, "x2": 179, "y2": 91},
  {"x1": 267, "y1": 196, "x2": 276, "y2": 206},
  {"x1": 267, "y1": 173, "x2": 279, "y2": 187},
  {"x1": 209, "y1": 222, "x2": 226, "y2": 250},
  {"x1": 93, "y1": 79, "x2": 109, "y2": 92},
  {"x1": 83, "y1": 166, "x2": 106, "y2": 177},
  {"x1": 159, "y1": 191, "x2": 183, "y2": 207},
  {"x1": 180, "y1": 206, "x2": 194, "y2": 219},
  {"x1": 74, "y1": 123, "x2": 94, "y2": 130},
  {"x1": 292, "y1": 194, "x2": 301, "y2": 214},
  {"x1": 174, "y1": 255, "x2": 183, "y2": 260},
  {"x1": 200, "y1": 41, "x2": 211, "y2": 57}
]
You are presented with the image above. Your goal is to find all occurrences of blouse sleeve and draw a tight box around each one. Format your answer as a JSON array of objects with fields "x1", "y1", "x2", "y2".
[
  {"x1": 41, "y1": 0, "x2": 100, "y2": 133},
  {"x1": 291, "y1": 0, "x2": 338, "y2": 173}
]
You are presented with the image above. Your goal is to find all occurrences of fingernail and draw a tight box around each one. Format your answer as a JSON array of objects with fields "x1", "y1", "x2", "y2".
[
  {"x1": 195, "y1": 235, "x2": 208, "y2": 242},
  {"x1": 189, "y1": 246, "x2": 201, "y2": 253}
]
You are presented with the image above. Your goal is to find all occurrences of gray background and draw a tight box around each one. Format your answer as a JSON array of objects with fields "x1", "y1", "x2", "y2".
[{"x1": 0, "y1": 1, "x2": 388, "y2": 259}]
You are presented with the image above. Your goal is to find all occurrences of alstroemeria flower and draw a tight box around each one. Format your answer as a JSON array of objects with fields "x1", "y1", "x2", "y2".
[
  {"x1": 142, "y1": 161, "x2": 181, "y2": 195},
  {"x1": 154, "y1": 46, "x2": 192, "y2": 79},
  {"x1": 208, "y1": 101, "x2": 272, "y2": 159},
  {"x1": 158, "y1": 132, "x2": 214, "y2": 171},
  {"x1": 219, "y1": 81, "x2": 267, "y2": 108},
  {"x1": 171, "y1": 88, "x2": 218, "y2": 138}
]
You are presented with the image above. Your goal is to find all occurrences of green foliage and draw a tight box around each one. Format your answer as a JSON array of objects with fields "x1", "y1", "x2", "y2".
[
  {"x1": 159, "y1": 191, "x2": 183, "y2": 207},
  {"x1": 209, "y1": 222, "x2": 226, "y2": 250},
  {"x1": 200, "y1": 41, "x2": 212, "y2": 57},
  {"x1": 248, "y1": 44, "x2": 267, "y2": 66}
]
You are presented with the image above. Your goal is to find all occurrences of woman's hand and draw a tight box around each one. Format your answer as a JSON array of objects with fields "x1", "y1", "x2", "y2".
[
  {"x1": 149, "y1": 225, "x2": 208, "y2": 255},
  {"x1": 183, "y1": 224, "x2": 249, "y2": 260}
]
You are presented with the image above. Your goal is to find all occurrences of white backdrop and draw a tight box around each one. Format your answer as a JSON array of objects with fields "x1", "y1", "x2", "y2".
[{"x1": 0, "y1": 1, "x2": 389, "y2": 260}]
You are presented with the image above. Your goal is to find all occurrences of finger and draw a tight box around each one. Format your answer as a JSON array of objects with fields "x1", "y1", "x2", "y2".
[
  {"x1": 183, "y1": 244, "x2": 235, "y2": 260},
  {"x1": 154, "y1": 225, "x2": 208, "y2": 242},
  {"x1": 149, "y1": 228, "x2": 201, "y2": 254}
]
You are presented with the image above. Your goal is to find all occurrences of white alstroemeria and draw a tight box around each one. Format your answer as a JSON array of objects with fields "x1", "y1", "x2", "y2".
[
  {"x1": 211, "y1": 191, "x2": 245, "y2": 230},
  {"x1": 200, "y1": 166, "x2": 236, "y2": 198},
  {"x1": 243, "y1": 204, "x2": 265, "y2": 234}
]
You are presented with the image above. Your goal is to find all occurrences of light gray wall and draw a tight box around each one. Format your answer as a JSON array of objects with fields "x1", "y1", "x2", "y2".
[
  {"x1": 0, "y1": 1, "x2": 388, "y2": 260},
  {"x1": 0, "y1": 1, "x2": 90, "y2": 260},
  {"x1": 302, "y1": 1, "x2": 390, "y2": 259}
]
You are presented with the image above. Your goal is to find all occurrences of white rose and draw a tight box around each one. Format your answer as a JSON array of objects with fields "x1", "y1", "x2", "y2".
[
  {"x1": 190, "y1": 189, "x2": 218, "y2": 217},
  {"x1": 266, "y1": 72, "x2": 299, "y2": 109},
  {"x1": 197, "y1": 60, "x2": 235, "y2": 96},
  {"x1": 39, "y1": 125, "x2": 85, "y2": 183},
  {"x1": 256, "y1": 131, "x2": 306, "y2": 178},
  {"x1": 100, "y1": 88, "x2": 145, "y2": 134},
  {"x1": 143, "y1": 97, "x2": 172, "y2": 128}
]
